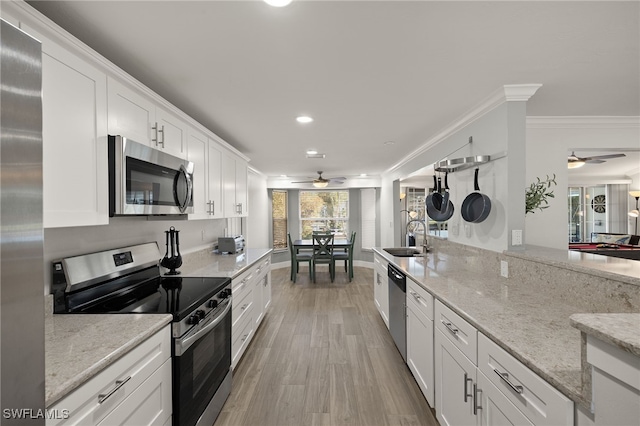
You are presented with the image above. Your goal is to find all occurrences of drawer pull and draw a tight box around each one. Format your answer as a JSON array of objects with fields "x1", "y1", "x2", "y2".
[
  {"x1": 241, "y1": 334, "x2": 249, "y2": 342},
  {"x1": 463, "y1": 373, "x2": 473, "y2": 402},
  {"x1": 241, "y1": 303, "x2": 248, "y2": 311},
  {"x1": 98, "y1": 376, "x2": 131, "y2": 404},
  {"x1": 410, "y1": 291, "x2": 421, "y2": 300},
  {"x1": 494, "y1": 369, "x2": 523, "y2": 394},
  {"x1": 442, "y1": 320, "x2": 459, "y2": 336}
]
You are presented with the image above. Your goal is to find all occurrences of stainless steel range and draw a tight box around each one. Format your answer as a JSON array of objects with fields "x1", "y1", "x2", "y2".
[{"x1": 51, "y1": 242, "x2": 232, "y2": 426}]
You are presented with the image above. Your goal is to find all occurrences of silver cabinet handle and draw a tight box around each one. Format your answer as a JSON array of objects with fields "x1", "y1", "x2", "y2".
[
  {"x1": 442, "y1": 320, "x2": 459, "y2": 336},
  {"x1": 158, "y1": 124, "x2": 165, "y2": 147},
  {"x1": 236, "y1": 203, "x2": 243, "y2": 214},
  {"x1": 494, "y1": 369, "x2": 523, "y2": 394},
  {"x1": 410, "y1": 291, "x2": 421, "y2": 301},
  {"x1": 98, "y1": 376, "x2": 131, "y2": 403},
  {"x1": 152, "y1": 123, "x2": 158, "y2": 146},
  {"x1": 463, "y1": 373, "x2": 473, "y2": 402},
  {"x1": 207, "y1": 200, "x2": 214, "y2": 215},
  {"x1": 241, "y1": 334, "x2": 249, "y2": 342},
  {"x1": 473, "y1": 383, "x2": 481, "y2": 415},
  {"x1": 241, "y1": 303, "x2": 248, "y2": 311}
]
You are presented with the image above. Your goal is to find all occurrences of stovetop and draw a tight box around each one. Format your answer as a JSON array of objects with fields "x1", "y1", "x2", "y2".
[{"x1": 61, "y1": 273, "x2": 230, "y2": 322}]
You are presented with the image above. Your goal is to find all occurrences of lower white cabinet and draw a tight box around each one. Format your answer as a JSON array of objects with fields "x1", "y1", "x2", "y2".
[
  {"x1": 47, "y1": 326, "x2": 172, "y2": 426},
  {"x1": 477, "y1": 370, "x2": 534, "y2": 426},
  {"x1": 231, "y1": 254, "x2": 272, "y2": 369},
  {"x1": 406, "y1": 278, "x2": 435, "y2": 407},
  {"x1": 373, "y1": 253, "x2": 389, "y2": 328},
  {"x1": 435, "y1": 327, "x2": 478, "y2": 426}
]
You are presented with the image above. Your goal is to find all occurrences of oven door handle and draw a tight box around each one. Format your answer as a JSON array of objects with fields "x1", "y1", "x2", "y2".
[{"x1": 175, "y1": 301, "x2": 231, "y2": 356}]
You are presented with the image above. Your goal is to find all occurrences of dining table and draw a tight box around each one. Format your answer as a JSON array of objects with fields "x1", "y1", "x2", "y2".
[{"x1": 292, "y1": 238, "x2": 352, "y2": 250}]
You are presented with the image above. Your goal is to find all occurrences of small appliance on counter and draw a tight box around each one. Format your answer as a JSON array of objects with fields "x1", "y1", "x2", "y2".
[{"x1": 218, "y1": 235, "x2": 245, "y2": 254}]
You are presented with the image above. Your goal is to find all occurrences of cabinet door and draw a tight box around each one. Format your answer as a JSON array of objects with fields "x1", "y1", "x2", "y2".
[
  {"x1": 235, "y1": 158, "x2": 248, "y2": 216},
  {"x1": 253, "y1": 272, "x2": 264, "y2": 327},
  {"x1": 407, "y1": 300, "x2": 435, "y2": 408},
  {"x1": 97, "y1": 359, "x2": 172, "y2": 426},
  {"x1": 373, "y1": 257, "x2": 389, "y2": 328},
  {"x1": 262, "y1": 271, "x2": 272, "y2": 313},
  {"x1": 155, "y1": 107, "x2": 186, "y2": 159},
  {"x1": 435, "y1": 329, "x2": 478, "y2": 426},
  {"x1": 107, "y1": 77, "x2": 154, "y2": 145},
  {"x1": 222, "y1": 151, "x2": 236, "y2": 217},
  {"x1": 22, "y1": 24, "x2": 109, "y2": 228},
  {"x1": 187, "y1": 128, "x2": 209, "y2": 220},
  {"x1": 207, "y1": 140, "x2": 223, "y2": 219},
  {"x1": 477, "y1": 371, "x2": 533, "y2": 426}
]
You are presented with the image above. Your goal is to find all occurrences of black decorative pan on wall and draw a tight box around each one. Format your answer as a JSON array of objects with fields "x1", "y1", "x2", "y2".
[{"x1": 461, "y1": 168, "x2": 492, "y2": 223}]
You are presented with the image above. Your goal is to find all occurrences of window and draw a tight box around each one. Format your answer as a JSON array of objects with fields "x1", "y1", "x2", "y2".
[
  {"x1": 361, "y1": 188, "x2": 376, "y2": 250},
  {"x1": 300, "y1": 191, "x2": 348, "y2": 239},
  {"x1": 272, "y1": 190, "x2": 288, "y2": 250}
]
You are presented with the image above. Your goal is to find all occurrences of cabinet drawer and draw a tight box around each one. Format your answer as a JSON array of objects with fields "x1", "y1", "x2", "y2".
[
  {"x1": 374, "y1": 253, "x2": 388, "y2": 275},
  {"x1": 254, "y1": 256, "x2": 271, "y2": 281},
  {"x1": 97, "y1": 358, "x2": 172, "y2": 426},
  {"x1": 478, "y1": 333, "x2": 573, "y2": 426},
  {"x1": 435, "y1": 300, "x2": 477, "y2": 365},
  {"x1": 48, "y1": 326, "x2": 171, "y2": 426},
  {"x1": 407, "y1": 278, "x2": 433, "y2": 320},
  {"x1": 232, "y1": 285, "x2": 253, "y2": 328},
  {"x1": 232, "y1": 310, "x2": 254, "y2": 369}
]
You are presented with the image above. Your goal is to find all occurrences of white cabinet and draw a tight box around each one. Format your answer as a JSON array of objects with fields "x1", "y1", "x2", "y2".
[
  {"x1": 373, "y1": 253, "x2": 389, "y2": 328},
  {"x1": 107, "y1": 77, "x2": 186, "y2": 158},
  {"x1": 47, "y1": 326, "x2": 172, "y2": 426},
  {"x1": 231, "y1": 255, "x2": 271, "y2": 369},
  {"x1": 187, "y1": 129, "x2": 223, "y2": 220},
  {"x1": 434, "y1": 299, "x2": 573, "y2": 426},
  {"x1": 21, "y1": 23, "x2": 109, "y2": 228},
  {"x1": 435, "y1": 326, "x2": 479, "y2": 426},
  {"x1": 406, "y1": 278, "x2": 435, "y2": 407},
  {"x1": 222, "y1": 151, "x2": 248, "y2": 217},
  {"x1": 253, "y1": 255, "x2": 272, "y2": 328}
]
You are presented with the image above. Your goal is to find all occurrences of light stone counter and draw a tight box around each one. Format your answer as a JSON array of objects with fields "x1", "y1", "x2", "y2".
[
  {"x1": 176, "y1": 247, "x2": 273, "y2": 278},
  {"x1": 45, "y1": 297, "x2": 172, "y2": 407},
  {"x1": 374, "y1": 241, "x2": 640, "y2": 409},
  {"x1": 570, "y1": 313, "x2": 640, "y2": 357}
]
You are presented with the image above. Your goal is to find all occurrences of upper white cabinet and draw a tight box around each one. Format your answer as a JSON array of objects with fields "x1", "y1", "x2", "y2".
[
  {"x1": 107, "y1": 77, "x2": 186, "y2": 158},
  {"x1": 20, "y1": 23, "x2": 109, "y2": 228},
  {"x1": 222, "y1": 151, "x2": 248, "y2": 217},
  {"x1": 187, "y1": 129, "x2": 223, "y2": 220}
]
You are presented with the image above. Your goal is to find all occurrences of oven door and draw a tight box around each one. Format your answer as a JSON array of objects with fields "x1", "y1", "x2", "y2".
[
  {"x1": 173, "y1": 301, "x2": 232, "y2": 426},
  {"x1": 109, "y1": 135, "x2": 194, "y2": 216}
]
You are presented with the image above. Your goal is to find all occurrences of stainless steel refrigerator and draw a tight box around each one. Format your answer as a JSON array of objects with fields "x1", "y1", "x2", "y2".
[{"x1": 1, "y1": 18, "x2": 45, "y2": 424}]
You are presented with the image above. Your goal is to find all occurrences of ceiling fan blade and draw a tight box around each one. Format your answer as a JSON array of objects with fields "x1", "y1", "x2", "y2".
[
  {"x1": 584, "y1": 153, "x2": 626, "y2": 161},
  {"x1": 584, "y1": 159, "x2": 606, "y2": 164},
  {"x1": 291, "y1": 180, "x2": 314, "y2": 183}
]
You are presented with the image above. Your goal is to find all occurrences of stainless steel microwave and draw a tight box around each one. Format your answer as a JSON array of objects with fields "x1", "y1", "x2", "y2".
[{"x1": 108, "y1": 135, "x2": 194, "y2": 216}]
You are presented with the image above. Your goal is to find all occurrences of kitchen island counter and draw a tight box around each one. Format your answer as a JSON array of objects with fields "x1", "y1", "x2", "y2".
[{"x1": 374, "y1": 242, "x2": 639, "y2": 409}]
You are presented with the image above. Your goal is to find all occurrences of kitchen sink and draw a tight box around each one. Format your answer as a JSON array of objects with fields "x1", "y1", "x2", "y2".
[{"x1": 383, "y1": 248, "x2": 423, "y2": 257}]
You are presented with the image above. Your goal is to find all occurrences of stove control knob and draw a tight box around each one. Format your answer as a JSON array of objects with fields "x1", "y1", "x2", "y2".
[
  {"x1": 188, "y1": 314, "x2": 200, "y2": 325},
  {"x1": 208, "y1": 299, "x2": 218, "y2": 309},
  {"x1": 195, "y1": 310, "x2": 206, "y2": 320},
  {"x1": 219, "y1": 289, "x2": 230, "y2": 299}
]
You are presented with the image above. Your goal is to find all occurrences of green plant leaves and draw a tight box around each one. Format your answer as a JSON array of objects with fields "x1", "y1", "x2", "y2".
[{"x1": 525, "y1": 174, "x2": 557, "y2": 214}]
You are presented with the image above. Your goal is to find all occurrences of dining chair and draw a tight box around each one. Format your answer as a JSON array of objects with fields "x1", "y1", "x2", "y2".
[
  {"x1": 311, "y1": 233, "x2": 335, "y2": 283},
  {"x1": 288, "y1": 233, "x2": 312, "y2": 283},
  {"x1": 334, "y1": 231, "x2": 356, "y2": 282}
]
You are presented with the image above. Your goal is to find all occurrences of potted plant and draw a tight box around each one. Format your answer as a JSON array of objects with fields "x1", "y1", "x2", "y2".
[{"x1": 526, "y1": 174, "x2": 557, "y2": 214}]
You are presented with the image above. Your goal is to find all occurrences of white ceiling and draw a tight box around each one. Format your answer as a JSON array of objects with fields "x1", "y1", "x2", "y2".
[{"x1": 26, "y1": 0, "x2": 640, "y2": 182}]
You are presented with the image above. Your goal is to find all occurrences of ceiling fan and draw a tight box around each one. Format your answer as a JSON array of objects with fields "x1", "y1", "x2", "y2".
[
  {"x1": 567, "y1": 151, "x2": 626, "y2": 169},
  {"x1": 292, "y1": 171, "x2": 346, "y2": 188}
]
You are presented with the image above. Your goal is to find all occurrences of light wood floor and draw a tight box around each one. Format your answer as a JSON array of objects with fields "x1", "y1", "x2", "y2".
[{"x1": 213, "y1": 265, "x2": 439, "y2": 426}]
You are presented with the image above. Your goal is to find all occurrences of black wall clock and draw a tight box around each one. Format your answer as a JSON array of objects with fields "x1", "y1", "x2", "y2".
[{"x1": 591, "y1": 194, "x2": 606, "y2": 213}]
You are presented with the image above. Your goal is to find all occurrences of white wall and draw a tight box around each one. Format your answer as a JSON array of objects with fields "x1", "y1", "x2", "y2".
[
  {"x1": 247, "y1": 169, "x2": 269, "y2": 249},
  {"x1": 525, "y1": 118, "x2": 640, "y2": 249},
  {"x1": 381, "y1": 91, "x2": 531, "y2": 253}
]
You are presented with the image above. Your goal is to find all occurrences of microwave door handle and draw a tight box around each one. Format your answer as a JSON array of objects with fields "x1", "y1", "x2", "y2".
[{"x1": 176, "y1": 165, "x2": 192, "y2": 213}]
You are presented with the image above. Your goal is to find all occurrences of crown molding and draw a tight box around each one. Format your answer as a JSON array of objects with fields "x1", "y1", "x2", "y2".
[
  {"x1": 386, "y1": 84, "x2": 542, "y2": 175},
  {"x1": 527, "y1": 116, "x2": 640, "y2": 129}
]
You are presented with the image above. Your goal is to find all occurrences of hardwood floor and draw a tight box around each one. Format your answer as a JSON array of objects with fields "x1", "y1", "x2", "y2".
[{"x1": 214, "y1": 266, "x2": 439, "y2": 426}]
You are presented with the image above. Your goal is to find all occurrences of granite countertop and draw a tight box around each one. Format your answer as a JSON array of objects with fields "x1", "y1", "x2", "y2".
[
  {"x1": 373, "y1": 246, "x2": 639, "y2": 408},
  {"x1": 178, "y1": 247, "x2": 273, "y2": 279},
  {"x1": 45, "y1": 304, "x2": 172, "y2": 407},
  {"x1": 570, "y1": 313, "x2": 640, "y2": 357}
]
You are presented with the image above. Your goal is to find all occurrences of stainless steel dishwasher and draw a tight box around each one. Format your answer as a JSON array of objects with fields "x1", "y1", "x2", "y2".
[{"x1": 388, "y1": 263, "x2": 407, "y2": 361}]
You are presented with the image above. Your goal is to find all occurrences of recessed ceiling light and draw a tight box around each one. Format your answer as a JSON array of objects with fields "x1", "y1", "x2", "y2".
[
  {"x1": 384, "y1": 140, "x2": 395, "y2": 146},
  {"x1": 296, "y1": 116, "x2": 313, "y2": 124},
  {"x1": 360, "y1": 174, "x2": 367, "y2": 177},
  {"x1": 264, "y1": 0, "x2": 292, "y2": 7},
  {"x1": 306, "y1": 150, "x2": 318, "y2": 155},
  {"x1": 280, "y1": 175, "x2": 288, "y2": 178}
]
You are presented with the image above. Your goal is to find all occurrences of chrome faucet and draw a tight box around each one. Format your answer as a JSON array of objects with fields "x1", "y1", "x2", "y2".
[{"x1": 406, "y1": 219, "x2": 428, "y2": 253}]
